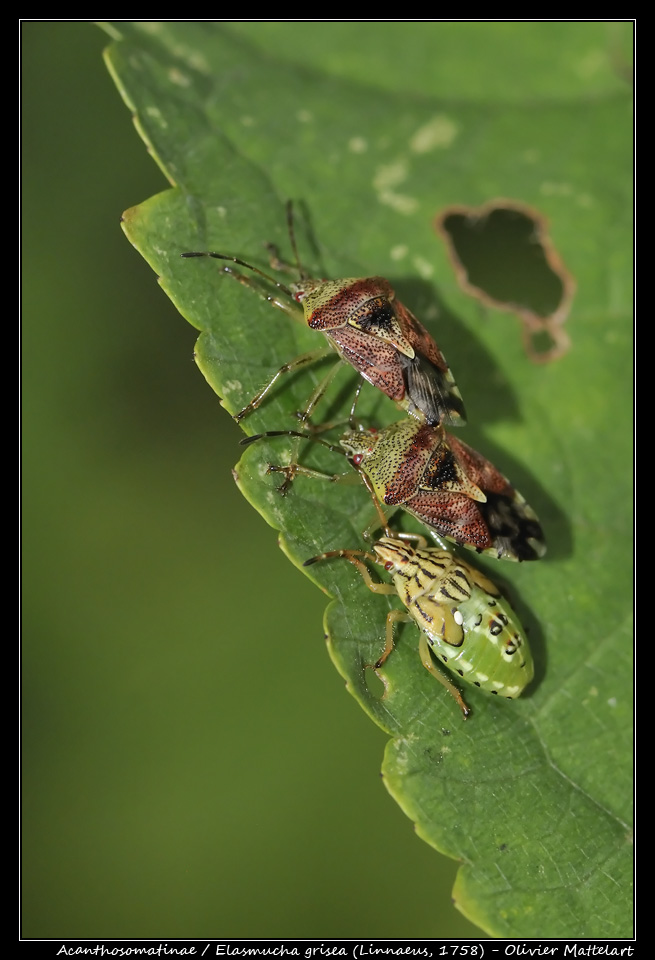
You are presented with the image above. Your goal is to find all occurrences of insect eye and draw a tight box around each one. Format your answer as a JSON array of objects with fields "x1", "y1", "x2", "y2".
[
  {"x1": 353, "y1": 454, "x2": 364, "y2": 466},
  {"x1": 384, "y1": 561, "x2": 394, "y2": 571}
]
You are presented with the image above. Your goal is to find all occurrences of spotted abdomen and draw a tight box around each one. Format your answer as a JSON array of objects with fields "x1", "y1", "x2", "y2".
[
  {"x1": 435, "y1": 586, "x2": 533, "y2": 699},
  {"x1": 376, "y1": 540, "x2": 534, "y2": 700}
]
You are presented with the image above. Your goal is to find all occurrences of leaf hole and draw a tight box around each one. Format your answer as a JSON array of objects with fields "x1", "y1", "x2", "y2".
[
  {"x1": 364, "y1": 664, "x2": 387, "y2": 699},
  {"x1": 435, "y1": 200, "x2": 575, "y2": 363}
]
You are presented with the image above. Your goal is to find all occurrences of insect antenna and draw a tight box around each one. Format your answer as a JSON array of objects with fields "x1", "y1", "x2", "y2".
[
  {"x1": 285, "y1": 199, "x2": 310, "y2": 282},
  {"x1": 240, "y1": 428, "x2": 393, "y2": 536},
  {"x1": 180, "y1": 251, "x2": 295, "y2": 300},
  {"x1": 240, "y1": 429, "x2": 344, "y2": 458}
]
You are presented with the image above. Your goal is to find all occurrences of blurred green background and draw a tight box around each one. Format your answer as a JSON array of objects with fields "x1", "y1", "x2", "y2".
[{"x1": 22, "y1": 22, "x2": 486, "y2": 939}]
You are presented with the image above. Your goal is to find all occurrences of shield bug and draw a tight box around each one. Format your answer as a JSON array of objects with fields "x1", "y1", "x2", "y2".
[
  {"x1": 182, "y1": 202, "x2": 467, "y2": 428},
  {"x1": 243, "y1": 417, "x2": 546, "y2": 562},
  {"x1": 304, "y1": 535, "x2": 534, "y2": 718},
  {"x1": 339, "y1": 418, "x2": 546, "y2": 562}
]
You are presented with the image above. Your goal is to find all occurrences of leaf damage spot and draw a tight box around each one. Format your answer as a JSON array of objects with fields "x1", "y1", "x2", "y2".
[
  {"x1": 435, "y1": 199, "x2": 575, "y2": 364},
  {"x1": 373, "y1": 162, "x2": 418, "y2": 214},
  {"x1": 168, "y1": 67, "x2": 191, "y2": 88},
  {"x1": 374, "y1": 162, "x2": 409, "y2": 191},
  {"x1": 412, "y1": 256, "x2": 434, "y2": 280},
  {"x1": 224, "y1": 380, "x2": 243, "y2": 395},
  {"x1": 185, "y1": 52, "x2": 211, "y2": 74},
  {"x1": 410, "y1": 114, "x2": 459, "y2": 154},
  {"x1": 364, "y1": 664, "x2": 386, "y2": 700},
  {"x1": 379, "y1": 193, "x2": 419, "y2": 215},
  {"x1": 348, "y1": 137, "x2": 368, "y2": 154},
  {"x1": 145, "y1": 106, "x2": 166, "y2": 127}
]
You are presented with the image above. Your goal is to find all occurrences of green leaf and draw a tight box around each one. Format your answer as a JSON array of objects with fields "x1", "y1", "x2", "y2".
[{"x1": 101, "y1": 22, "x2": 633, "y2": 938}]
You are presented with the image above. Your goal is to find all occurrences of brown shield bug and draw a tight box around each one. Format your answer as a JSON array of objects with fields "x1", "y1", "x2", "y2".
[
  {"x1": 182, "y1": 202, "x2": 466, "y2": 429},
  {"x1": 243, "y1": 417, "x2": 546, "y2": 562},
  {"x1": 339, "y1": 418, "x2": 546, "y2": 563}
]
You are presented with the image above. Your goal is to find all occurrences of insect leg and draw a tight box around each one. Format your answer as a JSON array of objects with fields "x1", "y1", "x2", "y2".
[
  {"x1": 295, "y1": 358, "x2": 346, "y2": 427},
  {"x1": 418, "y1": 632, "x2": 471, "y2": 718},
  {"x1": 180, "y1": 253, "x2": 297, "y2": 317},
  {"x1": 425, "y1": 530, "x2": 452, "y2": 551},
  {"x1": 375, "y1": 609, "x2": 412, "y2": 668},
  {"x1": 265, "y1": 199, "x2": 310, "y2": 281},
  {"x1": 304, "y1": 549, "x2": 397, "y2": 595},
  {"x1": 266, "y1": 462, "x2": 356, "y2": 496},
  {"x1": 348, "y1": 378, "x2": 365, "y2": 426},
  {"x1": 357, "y1": 471, "x2": 396, "y2": 540},
  {"x1": 241, "y1": 429, "x2": 353, "y2": 495},
  {"x1": 234, "y1": 346, "x2": 334, "y2": 422},
  {"x1": 382, "y1": 531, "x2": 431, "y2": 549}
]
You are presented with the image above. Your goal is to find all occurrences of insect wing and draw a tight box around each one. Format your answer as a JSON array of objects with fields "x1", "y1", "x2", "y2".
[
  {"x1": 405, "y1": 489, "x2": 498, "y2": 554},
  {"x1": 326, "y1": 326, "x2": 407, "y2": 401},
  {"x1": 445, "y1": 434, "x2": 546, "y2": 562},
  {"x1": 394, "y1": 300, "x2": 467, "y2": 427},
  {"x1": 300, "y1": 276, "x2": 467, "y2": 427},
  {"x1": 344, "y1": 420, "x2": 546, "y2": 561}
]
